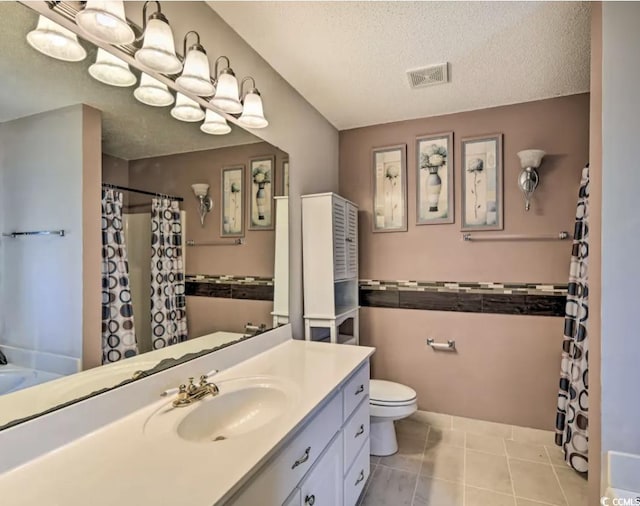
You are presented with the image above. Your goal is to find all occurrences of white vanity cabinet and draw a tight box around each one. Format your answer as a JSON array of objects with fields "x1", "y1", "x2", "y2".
[
  {"x1": 230, "y1": 361, "x2": 370, "y2": 506},
  {"x1": 302, "y1": 193, "x2": 360, "y2": 344}
]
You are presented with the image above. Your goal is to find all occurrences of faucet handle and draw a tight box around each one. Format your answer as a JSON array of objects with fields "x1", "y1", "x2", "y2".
[
  {"x1": 199, "y1": 375, "x2": 208, "y2": 386},
  {"x1": 187, "y1": 377, "x2": 198, "y2": 394}
]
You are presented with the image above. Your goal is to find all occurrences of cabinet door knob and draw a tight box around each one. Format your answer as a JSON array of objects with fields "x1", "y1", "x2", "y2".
[
  {"x1": 355, "y1": 470, "x2": 365, "y2": 485},
  {"x1": 355, "y1": 384, "x2": 364, "y2": 395},
  {"x1": 355, "y1": 424, "x2": 365, "y2": 437},
  {"x1": 291, "y1": 446, "x2": 311, "y2": 469},
  {"x1": 305, "y1": 494, "x2": 316, "y2": 505}
]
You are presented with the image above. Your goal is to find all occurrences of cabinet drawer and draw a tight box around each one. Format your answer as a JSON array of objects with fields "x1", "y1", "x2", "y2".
[
  {"x1": 344, "y1": 439, "x2": 370, "y2": 506},
  {"x1": 300, "y1": 432, "x2": 343, "y2": 506},
  {"x1": 342, "y1": 362, "x2": 369, "y2": 422},
  {"x1": 231, "y1": 393, "x2": 342, "y2": 505},
  {"x1": 343, "y1": 398, "x2": 370, "y2": 473}
]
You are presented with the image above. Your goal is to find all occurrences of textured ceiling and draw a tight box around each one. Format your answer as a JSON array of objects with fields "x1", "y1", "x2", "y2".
[
  {"x1": 211, "y1": 1, "x2": 591, "y2": 130},
  {"x1": 0, "y1": 3, "x2": 261, "y2": 160}
]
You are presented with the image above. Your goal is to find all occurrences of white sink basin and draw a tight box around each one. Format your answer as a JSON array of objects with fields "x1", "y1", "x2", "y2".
[{"x1": 144, "y1": 376, "x2": 300, "y2": 443}]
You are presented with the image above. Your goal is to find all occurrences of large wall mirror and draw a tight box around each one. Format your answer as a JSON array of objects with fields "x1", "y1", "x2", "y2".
[{"x1": 0, "y1": 2, "x2": 289, "y2": 429}]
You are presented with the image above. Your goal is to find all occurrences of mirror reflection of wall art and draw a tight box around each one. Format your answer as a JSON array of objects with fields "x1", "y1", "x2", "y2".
[
  {"x1": 249, "y1": 156, "x2": 275, "y2": 230},
  {"x1": 372, "y1": 144, "x2": 407, "y2": 232},
  {"x1": 416, "y1": 132, "x2": 454, "y2": 225},
  {"x1": 221, "y1": 166, "x2": 244, "y2": 237},
  {"x1": 283, "y1": 159, "x2": 289, "y2": 196},
  {"x1": 461, "y1": 134, "x2": 503, "y2": 231}
]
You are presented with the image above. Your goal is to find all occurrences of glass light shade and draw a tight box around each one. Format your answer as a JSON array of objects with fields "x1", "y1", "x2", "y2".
[
  {"x1": 517, "y1": 149, "x2": 546, "y2": 169},
  {"x1": 89, "y1": 48, "x2": 136, "y2": 87},
  {"x1": 238, "y1": 92, "x2": 268, "y2": 128},
  {"x1": 135, "y1": 17, "x2": 182, "y2": 74},
  {"x1": 191, "y1": 183, "x2": 209, "y2": 197},
  {"x1": 176, "y1": 48, "x2": 214, "y2": 96},
  {"x1": 211, "y1": 72, "x2": 242, "y2": 113},
  {"x1": 200, "y1": 109, "x2": 231, "y2": 135},
  {"x1": 134, "y1": 73, "x2": 174, "y2": 107},
  {"x1": 75, "y1": 1, "x2": 135, "y2": 45},
  {"x1": 26, "y1": 15, "x2": 87, "y2": 62},
  {"x1": 171, "y1": 93, "x2": 205, "y2": 122}
]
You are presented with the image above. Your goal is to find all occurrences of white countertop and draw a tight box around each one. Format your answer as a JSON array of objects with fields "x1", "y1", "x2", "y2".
[{"x1": 0, "y1": 340, "x2": 373, "y2": 506}]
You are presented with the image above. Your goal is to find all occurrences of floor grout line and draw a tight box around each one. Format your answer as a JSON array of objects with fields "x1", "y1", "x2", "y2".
[
  {"x1": 462, "y1": 431, "x2": 467, "y2": 506},
  {"x1": 409, "y1": 425, "x2": 430, "y2": 506},
  {"x1": 503, "y1": 437, "x2": 519, "y2": 503},
  {"x1": 549, "y1": 456, "x2": 571, "y2": 506}
]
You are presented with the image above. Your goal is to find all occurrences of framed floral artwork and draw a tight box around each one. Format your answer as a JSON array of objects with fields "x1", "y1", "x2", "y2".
[
  {"x1": 248, "y1": 156, "x2": 275, "y2": 230},
  {"x1": 372, "y1": 144, "x2": 407, "y2": 232},
  {"x1": 461, "y1": 134, "x2": 503, "y2": 231},
  {"x1": 416, "y1": 132, "x2": 454, "y2": 225},
  {"x1": 221, "y1": 166, "x2": 244, "y2": 237}
]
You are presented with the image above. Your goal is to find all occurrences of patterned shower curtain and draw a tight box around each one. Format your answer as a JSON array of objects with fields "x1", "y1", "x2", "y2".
[
  {"x1": 555, "y1": 165, "x2": 590, "y2": 474},
  {"x1": 101, "y1": 189, "x2": 138, "y2": 364},
  {"x1": 150, "y1": 198, "x2": 188, "y2": 349}
]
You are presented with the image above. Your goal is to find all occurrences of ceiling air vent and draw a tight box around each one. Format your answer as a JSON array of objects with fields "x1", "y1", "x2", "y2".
[{"x1": 407, "y1": 63, "x2": 449, "y2": 89}]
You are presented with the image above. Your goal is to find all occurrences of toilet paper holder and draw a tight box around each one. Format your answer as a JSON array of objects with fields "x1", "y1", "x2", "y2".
[{"x1": 426, "y1": 338, "x2": 456, "y2": 351}]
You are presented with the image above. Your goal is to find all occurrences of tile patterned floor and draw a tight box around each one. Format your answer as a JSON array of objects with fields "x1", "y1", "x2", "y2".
[{"x1": 358, "y1": 412, "x2": 588, "y2": 506}]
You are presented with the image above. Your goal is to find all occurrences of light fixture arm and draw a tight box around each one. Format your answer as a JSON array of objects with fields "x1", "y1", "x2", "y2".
[
  {"x1": 137, "y1": 0, "x2": 163, "y2": 42},
  {"x1": 213, "y1": 55, "x2": 232, "y2": 80},
  {"x1": 240, "y1": 76, "x2": 259, "y2": 100},
  {"x1": 182, "y1": 30, "x2": 204, "y2": 55}
]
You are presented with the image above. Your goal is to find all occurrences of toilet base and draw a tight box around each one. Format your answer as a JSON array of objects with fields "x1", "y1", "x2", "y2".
[{"x1": 370, "y1": 419, "x2": 398, "y2": 456}]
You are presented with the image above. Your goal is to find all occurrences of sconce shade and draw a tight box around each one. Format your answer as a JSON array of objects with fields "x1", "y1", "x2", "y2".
[
  {"x1": 135, "y1": 16, "x2": 182, "y2": 74},
  {"x1": 191, "y1": 183, "x2": 210, "y2": 197},
  {"x1": 134, "y1": 73, "x2": 174, "y2": 107},
  {"x1": 26, "y1": 15, "x2": 87, "y2": 62},
  {"x1": 201, "y1": 109, "x2": 231, "y2": 135},
  {"x1": 517, "y1": 149, "x2": 546, "y2": 169},
  {"x1": 171, "y1": 93, "x2": 205, "y2": 122},
  {"x1": 211, "y1": 71, "x2": 242, "y2": 114},
  {"x1": 75, "y1": 0, "x2": 135, "y2": 45},
  {"x1": 89, "y1": 48, "x2": 137, "y2": 87},
  {"x1": 176, "y1": 48, "x2": 215, "y2": 96},
  {"x1": 239, "y1": 91, "x2": 268, "y2": 129}
]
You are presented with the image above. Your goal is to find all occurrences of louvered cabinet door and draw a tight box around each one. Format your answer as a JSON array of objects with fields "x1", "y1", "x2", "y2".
[
  {"x1": 345, "y1": 203, "x2": 358, "y2": 280},
  {"x1": 333, "y1": 198, "x2": 348, "y2": 281}
]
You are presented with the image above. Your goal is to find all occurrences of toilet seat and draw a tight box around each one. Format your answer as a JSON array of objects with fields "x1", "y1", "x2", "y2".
[{"x1": 370, "y1": 380, "x2": 417, "y2": 407}]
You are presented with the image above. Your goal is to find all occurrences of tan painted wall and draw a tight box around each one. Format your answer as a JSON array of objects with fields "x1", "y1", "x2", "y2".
[
  {"x1": 339, "y1": 95, "x2": 590, "y2": 429},
  {"x1": 588, "y1": 3, "x2": 602, "y2": 502}
]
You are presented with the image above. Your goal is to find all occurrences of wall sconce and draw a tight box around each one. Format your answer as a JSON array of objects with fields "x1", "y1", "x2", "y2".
[
  {"x1": 191, "y1": 183, "x2": 213, "y2": 226},
  {"x1": 26, "y1": 15, "x2": 87, "y2": 62},
  {"x1": 211, "y1": 56, "x2": 242, "y2": 114},
  {"x1": 176, "y1": 31, "x2": 215, "y2": 96},
  {"x1": 517, "y1": 149, "x2": 546, "y2": 211},
  {"x1": 135, "y1": 1, "x2": 182, "y2": 75},
  {"x1": 238, "y1": 76, "x2": 269, "y2": 129}
]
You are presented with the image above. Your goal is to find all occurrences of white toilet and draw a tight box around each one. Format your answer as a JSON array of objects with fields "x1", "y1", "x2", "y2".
[{"x1": 369, "y1": 379, "x2": 418, "y2": 456}]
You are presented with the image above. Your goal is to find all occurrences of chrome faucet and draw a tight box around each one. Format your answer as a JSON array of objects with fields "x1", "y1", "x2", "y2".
[
  {"x1": 171, "y1": 375, "x2": 219, "y2": 408},
  {"x1": 0, "y1": 349, "x2": 7, "y2": 366}
]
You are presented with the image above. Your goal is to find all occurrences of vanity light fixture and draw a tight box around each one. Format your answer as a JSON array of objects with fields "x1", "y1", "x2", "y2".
[
  {"x1": 134, "y1": 73, "x2": 174, "y2": 107},
  {"x1": 238, "y1": 77, "x2": 269, "y2": 129},
  {"x1": 191, "y1": 183, "x2": 213, "y2": 226},
  {"x1": 517, "y1": 149, "x2": 546, "y2": 211},
  {"x1": 171, "y1": 93, "x2": 205, "y2": 122},
  {"x1": 176, "y1": 31, "x2": 215, "y2": 97},
  {"x1": 211, "y1": 56, "x2": 242, "y2": 114},
  {"x1": 26, "y1": 15, "x2": 87, "y2": 62},
  {"x1": 89, "y1": 48, "x2": 137, "y2": 87},
  {"x1": 134, "y1": 1, "x2": 182, "y2": 75},
  {"x1": 200, "y1": 108, "x2": 231, "y2": 135},
  {"x1": 75, "y1": 0, "x2": 135, "y2": 45}
]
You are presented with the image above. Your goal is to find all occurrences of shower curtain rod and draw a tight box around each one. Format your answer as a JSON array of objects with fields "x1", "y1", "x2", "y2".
[{"x1": 102, "y1": 183, "x2": 184, "y2": 202}]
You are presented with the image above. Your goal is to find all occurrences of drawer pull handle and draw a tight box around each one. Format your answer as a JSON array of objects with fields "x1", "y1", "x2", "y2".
[
  {"x1": 305, "y1": 494, "x2": 316, "y2": 505},
  {"x1": 291, "y1": 447, "x2": 311, "y2": 469},
  {"x1": 355, "y1": 384, "x2": 364, "y2": 395},
  {"x1": 355, "y1": 470, "x2": 365, "y2": 486},
  {"x1": 355, "y1": 424, "x2": 365, "y2": 437}
]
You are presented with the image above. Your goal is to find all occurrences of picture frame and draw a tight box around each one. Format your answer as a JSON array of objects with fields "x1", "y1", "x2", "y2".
[
  {"x1": 248, "y1": 155, "x2": 275, "y2": 230},
  {"x1": 372, "y1": 144, "x2": 408, "y2": 233},
  {"x1": 461, "y1": 134, "x2": 503, "y2": 231},
  {"x1": 282, "y1": 159, "x2": 289, "y2": 197},
  {"x1": 416, "y1": 132, "x2": 454, "y2": 225},
  {"x1": 221, "y1": 166, "x2": 244, "y2": 237}
]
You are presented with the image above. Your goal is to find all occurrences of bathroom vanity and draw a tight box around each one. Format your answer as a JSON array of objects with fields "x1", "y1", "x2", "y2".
[{"x1": 0, "y1": 329, "x2": 373, "y2": 506}]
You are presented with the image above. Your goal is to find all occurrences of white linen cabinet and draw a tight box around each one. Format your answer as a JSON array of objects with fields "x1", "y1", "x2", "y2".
[{"x1": 302, "y1": 193, "x2": 359, "y2": 344}]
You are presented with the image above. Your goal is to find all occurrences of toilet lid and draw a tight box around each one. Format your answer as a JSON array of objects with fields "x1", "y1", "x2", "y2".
[{"x1": 370, "y1": 379, "x2": 417, "y2": 405}]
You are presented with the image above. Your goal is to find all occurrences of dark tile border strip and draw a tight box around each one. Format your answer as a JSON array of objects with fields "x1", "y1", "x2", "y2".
[
  {"x1": 360, "y1": 288, "x2": 565, "y2": 317},
  {"x1": 186, "y1": 279, "x2": 274, "y2": 301}
]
